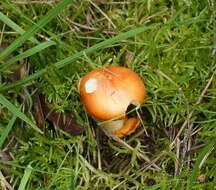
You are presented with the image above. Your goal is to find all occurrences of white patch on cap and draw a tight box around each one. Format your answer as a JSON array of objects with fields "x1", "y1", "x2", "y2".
[{"x1": 85, "y1": 78, "x2": 98, "y2": 93}]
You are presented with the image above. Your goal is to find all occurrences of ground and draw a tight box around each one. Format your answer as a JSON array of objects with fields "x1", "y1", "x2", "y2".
[{"x1": 0, "y1": 0, "x2": 216, "y2": 189}]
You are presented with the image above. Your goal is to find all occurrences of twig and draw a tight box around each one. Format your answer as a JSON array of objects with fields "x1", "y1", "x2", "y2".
[
  {"x1": 189, "y1": 143, "x2": 208, "y2": 152},
  {"x1": 33, "y1": 33, "x2": 51, "y2": 41},
  {"x1": 81, "y1": 30, "x2": 119, "y2": 35},
  {"x1": 36, "y1": 29, "x2": 77, "y2": 41},
  {"x1": 0, "y1": 31, "x2": 19, "y2": 34},
  {"x1": 66, "y1": 17, "x2": 119, "y2": 35},
  {"x1": 66, "y1": 18, "x2": 97, "y2": 31},
  {"x1": 191, "y1": 126, "x2": 202, "y2": 136},
  {"x1": 140, "y1": 8, "x2": 169, "y2": 24},
  {"x1": 11, "y1": 0, "x2": 61, "y2": 5},
  {"x1": 199, "y1": 145, "x2": 214, "y2": 169},
  {"x1": 92, "y1": 0, "x2": 130, "y2": 5},
  {"x1": 86, "y1": 0, "x2": 117, "y2": 29},
  {"x1": 174, "y1": 138, "x2": 180, "y2": 176},
  {"x1": 0, "y1": 171, "x2": 14, "y2": 190}
]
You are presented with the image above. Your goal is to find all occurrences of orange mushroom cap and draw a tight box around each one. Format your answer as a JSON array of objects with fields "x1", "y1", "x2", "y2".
[{"x1": 79, "y1": 66, "x2": 146, "y2": 120}]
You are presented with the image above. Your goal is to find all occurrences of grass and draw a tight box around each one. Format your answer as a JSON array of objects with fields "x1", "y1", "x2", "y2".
[
  {"x1": 0, "y1": 0, "x2": 216, "y2": 189},
  {"x1": 18, "y1": 165, "x2": 33, "y2": 190},
  {"x1": 0, "y1": 94, "x2": 41, "y2": 133}
]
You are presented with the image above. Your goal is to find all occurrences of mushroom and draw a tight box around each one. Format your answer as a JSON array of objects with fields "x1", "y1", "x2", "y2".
[{"x1": 78, "y1": 66, "x2": 146, "y2": 138}]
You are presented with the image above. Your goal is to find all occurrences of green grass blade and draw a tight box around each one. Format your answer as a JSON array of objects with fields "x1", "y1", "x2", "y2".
[
  {"x1": 0, "y1": 160, "x2": 73, "y2": 176},
  {"x1": 18, "y1": 165, "x2": 33, "y2": 190},
  {"x1": 0, "y1": 0, "x2": 71, "y2": 61},
  {"x1": 0, "y1": 18, "x2": 205, "y2": 92},
  {"x1": 0, "y1": 40, "x2": 56, "y2": 68},
  {"x1": 0, "y1": 24, "x2": 156, "y2": 92},
  {"x1": 3, "y1": 2, "x2": 73, "y2": 51},
  {"x1": 0, "y1": 115, "x2": 16, "y2": 149},
  {"x1": 194, "y1": 119, "x2": 216, "y2": 124},
  {"x1": 0, "y1": 12, "x2": 38, "y2": 44},
  {"x1": 142, "y1": 183, "x2": 163, "y2": 190},
  {"x1": 187, "y1": 143, "x2": 214, "y2": 190},
  {"x1": 0, "y1": 94, "x2": 42, "y2": 133},
  {"x1": 0, "y1": 68, "x2": 47, "y2": 92}
]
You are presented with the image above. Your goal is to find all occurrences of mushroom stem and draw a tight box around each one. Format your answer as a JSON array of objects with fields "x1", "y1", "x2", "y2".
[
  {"x1": 115, "y1": 118, "x2": 140, "y2": 138},
  {"x1": 99, "y1": 119, "x2": 125, "y2": 133},
  {"x1": 99, "y1": 117, "x2": 140, "y2": 138}
]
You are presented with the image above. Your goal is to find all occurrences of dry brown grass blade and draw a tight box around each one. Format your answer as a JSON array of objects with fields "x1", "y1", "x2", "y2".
[
  {"x1": 86, "y1": 0, "x2": 117, "y2": 29},
  {"x1": 92, "y1": 0, "x2": 130, "y2": 5},
  {"x1": 65, "y1": 17, "x2": 119, "y2": 35},
  {"x1": 140, "y1": 8, "x2": 169, "y2": 24},
  {"x1": 0, "y1": 171, "x2": 14, "y2": 190},
  {"x1": 11, "y1": 0, "x2": 61, "y2": 5}
]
